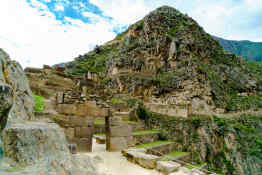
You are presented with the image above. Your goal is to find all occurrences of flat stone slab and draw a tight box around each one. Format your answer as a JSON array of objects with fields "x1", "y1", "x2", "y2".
[
  {"x1": 122, "y1": 148, "x2": 147, "y2": 155},
  {"x1": 122, "y1": 149, "x2": 161, "y2": 169},
  {"x1": 169, "y1": 167, "x2": 205, "y2": 175},
  {"x1": 156, "y1": 161, "x2": 181, "y2": 175}
]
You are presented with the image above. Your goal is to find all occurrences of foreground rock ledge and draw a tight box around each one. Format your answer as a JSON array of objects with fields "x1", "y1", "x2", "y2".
[{"x1": 1, "y1": 121, "x2": 100, "y2": 175}]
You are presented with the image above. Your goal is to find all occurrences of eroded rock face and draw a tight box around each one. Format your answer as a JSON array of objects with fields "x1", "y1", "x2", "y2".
[
  {"x1": 0, "y1": 83, "x2": 13, "y2": 132},
  {"x1": 0, "y1": 49, "x2": 34, "y2": 123}
]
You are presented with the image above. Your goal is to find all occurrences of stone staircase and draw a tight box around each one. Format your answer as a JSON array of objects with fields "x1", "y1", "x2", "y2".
[
  {"x1": 92, "y1": 114, "x2": 214, "y2": 175},
  {"x1": 121, "y1": 128, "x2": 211, "y2": 175}
]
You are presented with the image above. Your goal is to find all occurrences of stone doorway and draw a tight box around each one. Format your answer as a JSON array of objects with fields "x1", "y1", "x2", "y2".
[{"x1": 93, "y1": 108, "x2": 132, "y2": 152}]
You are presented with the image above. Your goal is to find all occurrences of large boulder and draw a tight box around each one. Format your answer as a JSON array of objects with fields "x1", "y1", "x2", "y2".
[{"x1": 1, "y1": 121, "x2": 100, "y2": 175}]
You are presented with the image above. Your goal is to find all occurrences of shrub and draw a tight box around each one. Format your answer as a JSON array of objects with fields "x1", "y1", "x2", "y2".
[
  {"x1": 192, "y1": 117, "x2": 201, "y2": 128},
  {"x1": 33, "y1": 94, "x2": 44, "y2": 112},
  {"x1": 136, "y1": 104, "x2": 151, "y2": 120},
  {"x1": 100, "y1": 77, "x2": 112, "y2": 85}
]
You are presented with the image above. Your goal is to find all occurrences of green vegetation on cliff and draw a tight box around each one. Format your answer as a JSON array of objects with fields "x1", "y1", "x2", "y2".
[
  {"x1": 66, "y1": 44, "x2": 119, "y2": 75},
  {"x1": 145, "y1": 113, "x2": 262, "y2": 175},
  {"x1": 33, "y1": 94, "x2": 44, "y2": 112}
]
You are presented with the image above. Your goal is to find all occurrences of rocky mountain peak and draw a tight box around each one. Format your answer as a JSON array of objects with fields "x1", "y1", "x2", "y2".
[{"x1": 67, "y1": 6, "x2": 261, "y2": 114}]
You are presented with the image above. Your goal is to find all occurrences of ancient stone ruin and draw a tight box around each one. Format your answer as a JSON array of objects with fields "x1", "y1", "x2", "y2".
[
  {"x1": 0, "y1": 49, "x2": 101, "y2": 175},
  {"x1": 1, "y1": 5, "x2": 261, "y2": 175}
]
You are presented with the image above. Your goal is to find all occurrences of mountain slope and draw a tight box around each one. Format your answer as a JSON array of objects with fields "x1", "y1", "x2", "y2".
[
  {"x1": 67, "y1": 6, "x2": 261, "y2": 112},
  {"x1": 214, "y1": 36, "x2": 262, "y2": 61}
]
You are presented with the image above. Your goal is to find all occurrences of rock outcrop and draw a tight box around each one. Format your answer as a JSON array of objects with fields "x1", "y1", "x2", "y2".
[{"x1": 0, "y1": 49, "x2": 34, "y2": 123}]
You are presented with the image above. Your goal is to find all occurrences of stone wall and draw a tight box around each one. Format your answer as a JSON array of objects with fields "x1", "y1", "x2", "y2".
[
  {"x1": 54, "y1": 91, "x2": 109, "y2": 152},
  {"x1": 133, "y1": 132, "x2": 160, "y2": 145},
  {"x1": 94, "y1": 124, "x2": 106, "y2": 134},
  {"x1": 108, "y1": 116, "x2": 133, "y2": 151}
]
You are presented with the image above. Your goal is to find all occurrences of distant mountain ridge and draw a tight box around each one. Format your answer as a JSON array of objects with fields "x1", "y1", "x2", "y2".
[{"x1": 213, "y1": 36, "x2": 262, "y2": 62}]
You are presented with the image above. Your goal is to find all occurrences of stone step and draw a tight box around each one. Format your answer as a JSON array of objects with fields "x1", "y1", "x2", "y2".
[
  {"x1": 113, "y1": 112, "x2": 130, "y2": 121},
  {"x1": 162, "y1": 151, "x2": 192, "y2": 164},
  {"x1": 94, "y1": 130, "x2": 160, "y2": 145},
  {"x1": 132, "y1": 130, "x2": 160, "y2": 145},
  {"x1": 136, "y1": 141, "x2": 177, "y2": 156},
  {"x1": 94, "y1": 120, "x2": 145, "y2": 134},
  {"x1": 121, "y1": 149, "x2": 161, "y2": 169},
  {"x1": 128, "y1": 121, "x2": 145, "y2": 131},
  {"x1": 156, "y1": 160, "x2": 181, "y2": 175}
]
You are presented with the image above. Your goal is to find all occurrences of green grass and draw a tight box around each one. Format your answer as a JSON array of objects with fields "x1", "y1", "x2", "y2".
[
  {"x1": 184, "y1": 163, "x2": 203, "y2": 170},
  {"x1": 136, "y1": 141, "x2": 173, "y2": 149},
  {"x1": 132, "y1": 130, "x2": 159, "y2": 135},
  {"x1": 125, "y1": 121, "x2": 138, "y2": 125},
  {"x1": 166, "y1": 151, "x2": 189, "y2": 157},
  {"x1": 94, "y1": 120, "x2": 105, "y2": 125},
  {"x1": 94, "y1": 133, "x2": 105, "y2": 137},
  {"x1": 94, "y1": 130, "x2": 159, "y2": 137},
  {"x1": 33, "y1": 94, "x2": 44, "y2": 112},
  {"x1": 162, "y1": 151, "x2": 190, "y2": 161},
  {"x1": 111, "y1": 98, "x2": 123, "y2": 103}
]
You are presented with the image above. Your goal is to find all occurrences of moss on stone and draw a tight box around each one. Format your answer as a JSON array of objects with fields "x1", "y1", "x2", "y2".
[
  {"x1": 132, "y1": 130, "x2": 159, "y2": 135},
  {"x1": 136, "y1": 140, "x2": 173, "y2": 149}
]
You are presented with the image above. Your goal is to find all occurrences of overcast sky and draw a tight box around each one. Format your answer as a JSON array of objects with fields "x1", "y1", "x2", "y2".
[{"x1": 0, "y1": 0, "x2": 261, "y2": 68}]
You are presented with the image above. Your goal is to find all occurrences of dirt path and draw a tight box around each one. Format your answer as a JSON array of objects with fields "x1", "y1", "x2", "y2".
[
  {"x1": 81, "y1": 139, "x2": 162, "y2": 175},
  {"x1": 80, "y1": 139, "x2": 190, "y2": 175}
]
